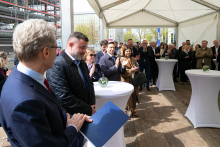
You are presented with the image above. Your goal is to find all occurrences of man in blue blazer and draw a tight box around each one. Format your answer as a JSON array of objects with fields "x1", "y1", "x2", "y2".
[
  {"x1": 0, "y1": 19, "x2": 92, "y2": 147},
  {"x1": 99, "y1": 42, "x2": 128, "y2": 81},
  {"x1": 95, "y1": 39, "x2": 108, "y2": 64},
  {"x1": 138, "y1": 40, "x2": 151, "y2": 91}
]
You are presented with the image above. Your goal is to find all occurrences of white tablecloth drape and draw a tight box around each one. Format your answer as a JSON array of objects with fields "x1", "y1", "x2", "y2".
[
  {"x1": 87, "y1": 81, "x2": 134, "y2": 147},
  {"x1": 185, "y1": 70, "x2": 220, "y2": 128},
  {"x1": 155, "y1": 59, "x2": 178, "y2": 91}
]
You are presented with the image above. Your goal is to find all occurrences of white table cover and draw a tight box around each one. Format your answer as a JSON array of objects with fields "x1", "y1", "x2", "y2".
[
  {"x1": 87, "y1": 81, "x2": 134, "y2": 147},
  {"x1": 155, "y1": 59, "x2": 178, "y2": 91},
  {"x1": 185, "y1": 70, "x2": 220, "y2": 128},
  {"x1": 213, "y1": 59, "x2": 219, "y2": 70}
]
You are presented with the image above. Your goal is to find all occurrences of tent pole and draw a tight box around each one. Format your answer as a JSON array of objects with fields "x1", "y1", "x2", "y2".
[
  {"x1": 99, "y1": 12, "x2": 104, "y2": 42},
  {"x1": 217, "y1": 11, "x2": 220, "y2": 41},
  {"x1": 60, "y1": 0, "x2": 74, "y2": 49},
  {"x1": 176, "y1": 25, "x2": 179, "y2": 48}
]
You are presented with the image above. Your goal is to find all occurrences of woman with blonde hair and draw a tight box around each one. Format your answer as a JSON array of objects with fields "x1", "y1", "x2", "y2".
[
  {"x1": 120, "y1": 45, "x2": 140, "y2": 118},
  {"x1": 0, "y1": 51, "x2": 12, "y2": 93},
  {"x1": 83, "y1": 49, "x2": 102, "y2": 82}
]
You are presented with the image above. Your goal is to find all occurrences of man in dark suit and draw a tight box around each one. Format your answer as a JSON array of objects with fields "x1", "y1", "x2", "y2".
[
  {"x1": 177, "y1": 42, "x2": 186, "y2": 77},
  {"x1": 138, "y1": 40, "x2": 151, "y2": 91},
  {"x1": 47, "y1": 32, "x2": 96, "y2": 147},
  {"x1": 149, "y1": 41, "x2": 160, "y2": 85},
  {"x1": 0, "y1": 19, "x2": 92, "y2": 147},
  {"x1": 99, "y1": 42, "x2": 128, "y2": 81},
  {"x1": 127, "y1": 39, "x2": 138, "y2": 57},
  {"x1": 217, "y1": 47, "x2": 220, "y2": 71},
  {"x1": 211, "y1": 40, "x2": 220, "y2": 70},
  {"x1": 95, "y1": 39, "x2": 108, "y2": 64}
]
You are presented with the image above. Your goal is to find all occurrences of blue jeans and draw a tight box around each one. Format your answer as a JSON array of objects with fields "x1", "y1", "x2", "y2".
[
  {"x1": 70, "y1": 132, "x2": 84, "y2": 147},
  {"x1": 139, "y1": 64, "x2": 150, "y2": 88}
]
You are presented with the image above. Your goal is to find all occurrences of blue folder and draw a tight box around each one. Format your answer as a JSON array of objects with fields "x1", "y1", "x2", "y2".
[{"x1": 80, "y1": 101, "x2": 130, "y2": 147}]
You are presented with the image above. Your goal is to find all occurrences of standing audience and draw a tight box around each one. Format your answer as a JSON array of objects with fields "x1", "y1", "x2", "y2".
[
  {"x1": 149, "y1": 41, "x2": 159, "y2": 85},
  {"x1": 47, "y1": 32, "x2": 96, "y2": 147},
  {"x1": 84, "y1": 49, "x2": 102, "y2": 82},
  {"x1": 120, "y1": 45, "x2": 140, "y2": 117},
  {"x1": 179, "y1": 45, "x2": 192, "y2": 84},
  {"x1": 0, "y1": 19, "x2": 92, "y2": 147},
  {"x1": 191, "y1": 44, "x2": 200, "y2": 69},
  {"x1": 95, "y1": 39, "x2": 108, "y2": 64},
  {"x1": 99, "y1": 42, "x2": 128, "y2": 81},
  {"x1": 138, "y1": 40, "x2": 151, "y2": 91},
  {"x1": 127, "y1": 39, "x2": 138, "y2": 57},
  {"x1": 195, "y1": 40, "x2": 213, "y2": 69},
  {"x1": 0, "y1": 52, "x2": 12, "y2": 93},
  {"x1": 211, "y1": 40, "x2": 220, "y2": 70}
]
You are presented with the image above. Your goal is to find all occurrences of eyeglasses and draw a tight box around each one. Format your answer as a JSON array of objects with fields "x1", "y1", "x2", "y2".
[
  {"x1": 89, "y1": 54, "x2": 96, "y2": 57},
  {"x1": 50, "y1": 46, "x2": 62, "y2": 50},
  {"x1": 120, "y1": 43, "x2": 123, "y2": 44},
  {"x1": 42, "y1": 46, "x2": 62, "y2": 50}
]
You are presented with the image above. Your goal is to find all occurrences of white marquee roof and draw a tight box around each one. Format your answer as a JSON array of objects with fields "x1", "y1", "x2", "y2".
[{"x1": 87, "y1": 0, "x2": 220, "y2": 27}]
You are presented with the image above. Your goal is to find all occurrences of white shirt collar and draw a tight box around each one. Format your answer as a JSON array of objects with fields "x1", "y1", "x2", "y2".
[
  {"x1": 65, "y1": 50, "x2": 76, "y2": 61},
  {"x1": 107, "y1": 53, "x2": 113, "y2": 57},
  {"x1": 17, "y1": 63, "x2": 46, "y2": 89}
]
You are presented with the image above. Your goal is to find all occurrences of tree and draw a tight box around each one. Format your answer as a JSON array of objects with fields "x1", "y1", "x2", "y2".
[
  {"x1": 145, "y1": 28, "x2": 157, "y2": 42},
  {"x1": 136, "y1": 28, "x2": 149, "y2": 42},
  {"x1": 161, "y1": 28, "x2": 168, "y2": 43},
  {"x1": 74, "y1": 19, "x2": 99, "y2": 44},
  {"x1": 123, "y1": 29, "x2": 138, "y2": 44},
  {"x1": 115, "y1": 29, "x2": 124, "y2": 43}
]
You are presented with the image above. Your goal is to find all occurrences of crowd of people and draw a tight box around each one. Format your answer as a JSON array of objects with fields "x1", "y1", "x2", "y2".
[{"x1": 0, "y1": 18, "x2": 220, "y2": 147}]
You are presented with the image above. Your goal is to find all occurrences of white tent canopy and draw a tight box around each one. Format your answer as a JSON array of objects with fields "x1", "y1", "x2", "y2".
[{"x1": 87, "y1": 0, "x2": 220, "y2": 47}]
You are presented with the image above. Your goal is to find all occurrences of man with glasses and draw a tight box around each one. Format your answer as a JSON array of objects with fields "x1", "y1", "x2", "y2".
[
  {"x1": 0, "y1": 19, "x2": 92, "y2": 147},
  {"x1": 47, "y1": 32, "x2": 96, "y2": 147}
]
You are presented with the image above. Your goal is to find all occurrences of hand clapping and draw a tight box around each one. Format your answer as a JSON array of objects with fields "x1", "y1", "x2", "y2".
[{"x1": 122, "y1": 59, "x2": 129, "y2": 68}]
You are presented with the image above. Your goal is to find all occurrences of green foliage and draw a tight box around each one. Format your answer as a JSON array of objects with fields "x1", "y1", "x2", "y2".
[
  {"x1": 123, "y1": 29, "x2": 139, "y2": 43},
  {"x1": 74, "y1": 19, "x2": 99, "y2": 44},
  {"x1": 145, "y1": 28, "x2": 157, "y2": 42}
]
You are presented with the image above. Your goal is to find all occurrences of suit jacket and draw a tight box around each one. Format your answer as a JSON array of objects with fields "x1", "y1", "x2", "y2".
[
  {"x1": 138, "y1": 46, "x2": 151, "y2": 66},
  {"x1": 95, "y1": 50, "x2": 104, "y2": 64},
  {"x1": 150, "y1": 47, "x2": 161, "y2": 65},
  {"x1": 217, "y1": 49, "x2": 220, "y2": 71},
  {"x1": 179, "y1": 51, "x2": 192, "y2": 71},
  {"x1": 211, "y1": 46, "x2": 220, "y2": 70},
  {"x1": 99, "y1": 53, "x2": 126, "y2": 81},
  {"x1": 195, "y1": 47, "x2": 213, "y2": 69},
  {"x1": 131, "y1": 46, "x2": 138, "y2": 57},
  {"x1": 0, "y1": 67, "x2": 77, "y2": 147},
  {"x1": 46, "y1": 51, "x2": 95, "y2": 116},
  {"x1": 162, "y1": 48, "x2": 178, "y2": 59}
]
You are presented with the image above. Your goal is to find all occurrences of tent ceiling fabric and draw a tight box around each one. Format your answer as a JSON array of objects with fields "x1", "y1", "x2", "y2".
[
  {"x1": 109, "y1": 11, "x2": 176, "y2": 28},
  {"x1": 88, "y1": 0, "x2": 219, "y2": 27}
]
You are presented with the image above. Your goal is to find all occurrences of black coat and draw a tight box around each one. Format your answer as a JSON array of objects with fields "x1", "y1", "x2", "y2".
[
  {"x1": 191, "y1": 51, "x2": 197, "y2": 69},
  {"x1": 150, "y1": 47, "x2": 160, "y2": 65},
  {"x1": 131, "y1": 46, "x2": 138, "y2": 57},
  {"x1": 179, "y1": 51, "x2": 192, "y2": 71},
  {"x1": 0, "y1": 68, "x2": 7, "y2": 95},
  {"x1": 162, "y1": 48, "x2": 178, "y2": 59},
  {"x1": 211, "y1": 46, "x2": 220, "y2": 70},
  {"x1": 99, "y1": 53, "x2": 126, "y2": 81},
  {"x1": 217, "y1": 49, "x2": 220, "y2": 71},
  {"x1": 138, "y1": 46, "x2": 151, "y2": 66},
  {"x1": 46, "y1": 51, "x2": 95, "y2": 116},
  {"x1": 91, "y1": 63, "x2": 102, "y2": 82}
]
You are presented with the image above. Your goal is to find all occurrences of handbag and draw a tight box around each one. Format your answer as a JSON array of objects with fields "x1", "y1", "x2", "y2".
[{"x1": 132, "y1": 72, "x2": 147, "y2": 87}]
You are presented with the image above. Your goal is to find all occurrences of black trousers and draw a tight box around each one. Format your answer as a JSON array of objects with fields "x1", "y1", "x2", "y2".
[
  {"x1": 180, "y1": 70, "x2": 188, "y2": 82},
  {"x1": 173, "y1": 63, "x2": 178, "y2": 80},
  {"x1": 150, "y1": 64, "x2": 158, "y2": 83}
]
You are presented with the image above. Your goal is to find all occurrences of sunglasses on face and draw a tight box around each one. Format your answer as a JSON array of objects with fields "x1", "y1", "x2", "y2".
[{"x1": 89, "y1": 54, "x2": 96, "y2": 57}]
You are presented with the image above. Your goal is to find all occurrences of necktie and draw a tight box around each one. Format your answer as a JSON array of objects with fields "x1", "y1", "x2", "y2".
[
  {"x1": 44, "y1": 79, "x2": 51, "y2": 93},
  {"x1": 112, "y1": 56, "x2": 115, "y2": 63}
]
